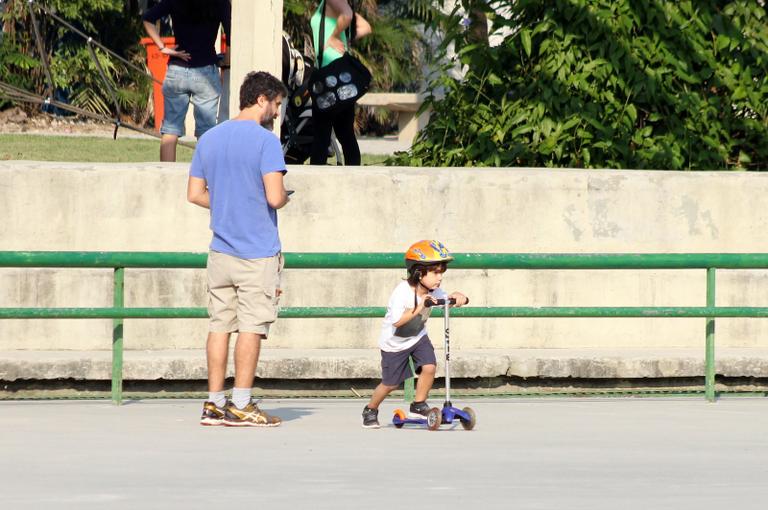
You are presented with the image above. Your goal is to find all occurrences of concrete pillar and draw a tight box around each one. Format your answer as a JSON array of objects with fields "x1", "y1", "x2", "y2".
[{"x1": 228, "y1": 0, "x2": 283, "y2": 124}]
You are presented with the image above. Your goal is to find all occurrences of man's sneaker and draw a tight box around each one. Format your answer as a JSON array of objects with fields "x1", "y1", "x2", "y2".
[
  {"x1": 408, "y1": 400, "x2": 431, "y2": 419},
  {"x1": 200, "y1": 401, "x2": 226, "y2": 426},
  {"x1": 362, "y1": 406, "x2": 380, "y2": 429},
  {"x1": 223, "y1": 400, "x2": 282, "y2": 427}
]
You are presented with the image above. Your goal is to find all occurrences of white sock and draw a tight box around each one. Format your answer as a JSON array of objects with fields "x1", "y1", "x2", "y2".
[
  {"x1": 232, "y1": 387, "x2": 252, "y2": 410},
  {"x1": 208, "y1": 391, "x2": 227, "y2": 408}
]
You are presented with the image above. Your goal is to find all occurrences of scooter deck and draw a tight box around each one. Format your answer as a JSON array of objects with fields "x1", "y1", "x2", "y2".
[{"x1": 391, "y1": 405, "x2": 475, "y2": 430}]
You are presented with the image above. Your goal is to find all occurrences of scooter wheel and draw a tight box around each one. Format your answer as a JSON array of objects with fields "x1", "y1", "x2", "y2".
[
  {"x1": 460, "y1": 406, "x2": 477, "y2": 430},
  {"x1": 427, "y1": 407, "x2": 442, "y2": 431},
  {"x1": 393, "y1": 408, "x2": 406, "y2": 429}
]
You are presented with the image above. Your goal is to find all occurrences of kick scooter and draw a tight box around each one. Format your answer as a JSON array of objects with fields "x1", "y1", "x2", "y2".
[{"x1": 392, "y1": 297, "x2": 477, "y2": 431}]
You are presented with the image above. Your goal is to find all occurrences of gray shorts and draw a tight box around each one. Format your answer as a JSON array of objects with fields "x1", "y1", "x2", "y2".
[{"x1": 380, "y1": 335, "x2": 437, "y2": 386}]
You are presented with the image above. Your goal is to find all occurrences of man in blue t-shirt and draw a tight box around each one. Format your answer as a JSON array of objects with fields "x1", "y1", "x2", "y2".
[{"x1": 188, "y1": 71, "x2": 290, "y2": 427}]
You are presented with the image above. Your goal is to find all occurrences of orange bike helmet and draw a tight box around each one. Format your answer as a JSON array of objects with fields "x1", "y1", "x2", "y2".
[{"x1": 404, "y1": 240, "x2": 454, "y2": 271}]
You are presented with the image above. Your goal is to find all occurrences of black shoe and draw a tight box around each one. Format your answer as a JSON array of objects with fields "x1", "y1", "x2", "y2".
[
  {"x1": 362, "y1": 406, "x2": 380, "y2": 429},
  {"x1": 408, "y1": 401, "x2": 431, "y2": 419}
]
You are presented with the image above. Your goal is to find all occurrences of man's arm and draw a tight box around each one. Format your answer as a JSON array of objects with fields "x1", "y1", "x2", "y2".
[
  {"x1": 187, "y1": 176, "x2": 210, "y2": 209},
  {"x1": 263, "y1": 171, "x2": 289, "y2": 210}
]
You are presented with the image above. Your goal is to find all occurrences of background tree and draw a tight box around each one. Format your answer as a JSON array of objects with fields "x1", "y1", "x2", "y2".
[
  {"x1": 0, "y1": 0, "x2": 150, "y2": 121},
  {"x1": 394, "y1": 0, "x2": 768, "y2": 170}
]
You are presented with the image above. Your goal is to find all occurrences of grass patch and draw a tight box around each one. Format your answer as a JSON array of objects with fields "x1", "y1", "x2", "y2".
[
  {"x1": 0, "y1": 134, "x2": 391, "y2": 165},
  {"x1": 0, "y1": 134, "x2": 195, "y2": 163}
]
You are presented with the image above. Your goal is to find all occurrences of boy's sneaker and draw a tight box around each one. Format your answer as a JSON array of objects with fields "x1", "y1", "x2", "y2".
[
  {"x1": 362, "y1": 406, "x2": 380, "y2": 429},
  {"x1": 199, "y1": 401, "x2": 226, "y2": 426},
  {"x1": 408, "y1": 400, "x2": 432, "y2": 419},
  {"x1": 223, "y1": 400, "x2": 282, "y2": 427}
]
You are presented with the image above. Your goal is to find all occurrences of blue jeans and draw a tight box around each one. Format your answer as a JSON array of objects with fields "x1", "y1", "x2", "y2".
[{"x1": 161, "y1": 64, "x2": 221, "y2": 138}]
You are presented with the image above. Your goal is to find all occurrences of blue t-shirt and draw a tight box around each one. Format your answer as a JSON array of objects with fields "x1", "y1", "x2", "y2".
[{"x1": 189, "y1": 120, "x2": 286, "y2": 259}]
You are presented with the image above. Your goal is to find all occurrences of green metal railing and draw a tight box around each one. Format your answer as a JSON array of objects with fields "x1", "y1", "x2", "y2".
[{"x1": 3, "y1": 251, "x2": 768, "y2": 404}]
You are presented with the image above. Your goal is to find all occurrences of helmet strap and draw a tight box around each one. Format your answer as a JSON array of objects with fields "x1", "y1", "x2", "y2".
[{"x1": 414, "y1": 275, "x2": 435, "y2": 310}]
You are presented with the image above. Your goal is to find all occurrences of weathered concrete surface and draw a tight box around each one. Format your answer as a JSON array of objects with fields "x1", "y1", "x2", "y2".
[
  {"x1": 3, "y1": 162, "x2": 768, "y2": 359},
  {"x1": 1, "y1": 398, "x2": 767, "y2": 510},
  {"x1": 3, "y1": 348, "x2": 768, "y2": 381},
  {"x1": 6, "y1": 162, "x2": 768, "y2": 253}
]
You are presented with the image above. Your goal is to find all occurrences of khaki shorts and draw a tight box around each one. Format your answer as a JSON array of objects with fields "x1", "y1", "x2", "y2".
[{"x1": 206, "y1": 251, "x2": 283, "y2": 336}]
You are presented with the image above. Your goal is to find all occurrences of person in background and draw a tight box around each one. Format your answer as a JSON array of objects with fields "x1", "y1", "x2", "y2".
[
  {"x1": 309, "y1": 0, "x2": 372, "y2": 166},
  {"x1": 142, "y1": 0, "x2": 230, "y2": 162}
]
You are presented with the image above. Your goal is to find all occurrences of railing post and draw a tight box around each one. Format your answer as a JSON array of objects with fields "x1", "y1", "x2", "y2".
[
  {"x1": 705, "y1": 267, "x2": 716, "y2": 402},
  {"x1": 112, "y1": 267, "x2": 124, "y2": 405},
  {"x1": 404, "y1": 357, "x2": 415, "y2": 402}
]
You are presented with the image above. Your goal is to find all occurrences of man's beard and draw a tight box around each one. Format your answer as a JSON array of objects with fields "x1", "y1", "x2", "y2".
[{"x1": 261, "y1": 118, "x2": 275, "y2": 130}]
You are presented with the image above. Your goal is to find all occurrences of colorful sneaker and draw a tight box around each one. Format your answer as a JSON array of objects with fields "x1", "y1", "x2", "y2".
[
  {"x1": 408, "y1": 400, "x2": 431, "y2": 419},
  {"x1": 223, "y1": 400, "x2": 282, "y2": 427},
  {"x1": 200, "y1": 401, "x2": 226, "y2": 426},
  {"x1": 362, "y1": 406, "x2": 380, "y2": 429}
]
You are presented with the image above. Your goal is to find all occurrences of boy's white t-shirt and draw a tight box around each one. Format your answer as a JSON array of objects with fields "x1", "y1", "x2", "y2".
[{"x1": 378, "y1": 280, "x2": 448, "y2": 352}]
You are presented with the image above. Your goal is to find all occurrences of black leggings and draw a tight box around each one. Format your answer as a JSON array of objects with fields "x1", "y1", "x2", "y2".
[{"x1": 310, "y1": 103, "x2": 361, "y2": 166}]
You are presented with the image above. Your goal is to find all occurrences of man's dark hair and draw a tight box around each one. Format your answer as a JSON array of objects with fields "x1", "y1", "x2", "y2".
[{"x1": 239, "y1": 71, "x2": 288, "y2": 110}]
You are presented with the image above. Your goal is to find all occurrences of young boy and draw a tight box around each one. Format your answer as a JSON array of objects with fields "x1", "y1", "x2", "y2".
[{"x1": 362, "y1": 240, "x2": 469, "y2": 428}]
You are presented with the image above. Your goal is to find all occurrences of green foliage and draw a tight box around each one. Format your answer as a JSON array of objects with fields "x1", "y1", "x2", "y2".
[
  {"x1": 0, "y1": 42, "x2": 38, "y2": 108},
  {"x1": 393, "y1": 0, "x2": 768, "y2": 170},
  {"x1": 385, "y1": 0, "x2": 442, "y2": 24},
  {"x1": 0, "y1": 0, "x2": 150, "y2": 122}
]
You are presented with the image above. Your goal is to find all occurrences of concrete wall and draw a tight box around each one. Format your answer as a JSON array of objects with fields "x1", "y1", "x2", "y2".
[{"x1": 2, "y1": 161, "x2": 768, "y2": 352}]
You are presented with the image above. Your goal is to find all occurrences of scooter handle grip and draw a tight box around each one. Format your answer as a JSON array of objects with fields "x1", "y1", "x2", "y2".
[{"x1": 424, "y1": 297, "x2": 457, "y2": 307}]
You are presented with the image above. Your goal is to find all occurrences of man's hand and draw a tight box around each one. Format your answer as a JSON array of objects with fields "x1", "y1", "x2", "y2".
[{"x1": 161, "y1": 44, "x2": 191, "y2": 61}]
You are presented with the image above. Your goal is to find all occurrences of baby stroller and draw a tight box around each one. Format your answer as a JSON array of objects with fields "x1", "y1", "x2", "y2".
[{"x1": 280, "y1": 32, "x2": 342, "y2": 164}]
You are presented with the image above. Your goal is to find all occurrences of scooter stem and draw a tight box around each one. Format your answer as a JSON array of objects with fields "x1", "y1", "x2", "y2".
[{"x1": 443, "y1": 300, "x2": 451, "y2": 406}]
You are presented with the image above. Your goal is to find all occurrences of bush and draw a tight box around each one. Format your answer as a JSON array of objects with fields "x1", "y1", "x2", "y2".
[
  {"x1": 393, "y1": 0, "x2": 768, "y2": 170},
  {"x1": 0, "y1": 0, "x2": 150, "y2": 122}
]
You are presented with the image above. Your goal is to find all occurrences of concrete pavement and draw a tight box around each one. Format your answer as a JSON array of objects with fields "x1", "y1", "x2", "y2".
[{"x1": 1, "y1": 397, "x2": 767, "y2": 509}]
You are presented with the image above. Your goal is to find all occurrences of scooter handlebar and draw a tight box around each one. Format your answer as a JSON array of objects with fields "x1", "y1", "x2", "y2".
[{"x1": 424, "y1": 297, "x2": 457, "y2": 308}]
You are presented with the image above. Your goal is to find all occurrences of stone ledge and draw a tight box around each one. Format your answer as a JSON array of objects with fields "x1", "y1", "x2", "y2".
[{"x1": 3, "y1": 349, "x2": 768, "y2": 381}]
